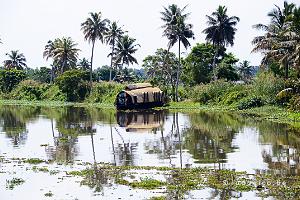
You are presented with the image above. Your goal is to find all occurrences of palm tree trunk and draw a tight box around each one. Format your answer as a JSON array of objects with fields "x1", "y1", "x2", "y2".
[
  {"x1": 162, "y1": 45, "x2": 175, "y2": 100},
  {"x1": 90, "y1": 41, "x2": 95, "y2": 87},
  {"x1": 212, "y1": 47, "x2": 219, "y2": 81},
  {"x1": 175, "y1": 40, "x2": 181, "y2": 102},
  {"x1": 50, "y1": 65, "x2": 54, "y2": 84},
  {"x1": 285, "y1": 63, "x2": 289, "y2": 79},
  {"x1": 109, "y1": 40, "x2": 115, "y2": 82}
]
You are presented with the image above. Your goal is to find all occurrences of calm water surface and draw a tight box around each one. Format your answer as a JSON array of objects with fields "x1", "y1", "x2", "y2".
[{"x1": 0, "y1": 105, "x2": 299, "y2": 199}]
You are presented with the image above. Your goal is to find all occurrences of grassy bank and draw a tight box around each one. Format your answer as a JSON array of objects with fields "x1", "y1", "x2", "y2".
[{"x1": 169, "y1": 101, "x2": 300, "y2": 127}]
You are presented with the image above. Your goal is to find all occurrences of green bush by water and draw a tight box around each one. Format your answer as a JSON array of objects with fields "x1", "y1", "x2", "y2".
[
  {"x1": 55, "y1": 70, "x2": 90, "y2": 102},
  {"x1": 86, "y1": 82, "x2": 124, "y2": 104}
]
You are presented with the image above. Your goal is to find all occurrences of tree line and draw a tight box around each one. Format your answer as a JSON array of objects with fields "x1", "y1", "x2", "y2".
[{"x1": 0, "y1": 1, "x2": 299, "y2": 102}]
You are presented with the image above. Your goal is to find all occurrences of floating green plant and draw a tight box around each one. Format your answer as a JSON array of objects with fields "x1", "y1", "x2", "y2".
[{"x1": 6, "y1": 178, "x2": 25, "y2": 190}]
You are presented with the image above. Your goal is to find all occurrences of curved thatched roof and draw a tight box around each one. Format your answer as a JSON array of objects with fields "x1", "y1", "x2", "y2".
[
  {"x1": 125, "y1": 83, "x2": 152, "y2": 90},
  {"x1": 125, "y1": 87, "x2": 163, "y2": 103}
]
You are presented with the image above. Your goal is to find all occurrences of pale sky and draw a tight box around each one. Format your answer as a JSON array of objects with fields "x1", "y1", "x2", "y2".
[{"x1": 0, "y1": 0, "x2": 298, "y2": 69}]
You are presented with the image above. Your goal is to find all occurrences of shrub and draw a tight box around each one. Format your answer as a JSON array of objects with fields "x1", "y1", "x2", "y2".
[
  {"x1": 86, "y1": 82, "x2": 124, "y2": 103},
  {"x1": 0, "y1": 69, "x2": 26, "y2": 92},
  {"x1": 288, "y1": 95, "x2": 300, "y2": 111},
  {"x1": 190, "y1": 80, "x2": 234, "y2": 104},
  {"x1": 237, "y1": 96, "x2": 264, "y2": 110},
  {"x1": 276, "y1": 88, "x2": 293, "y2": 105},
  {"x1": 41, "y1": 85, "x2": 66, "y2": 101},
  {"x1": 221, "y1": 90, "x2": 248, "y2": 105},
  {"x1": 10, "y1": 80, "x2": 48, "y2": 101},
  {"x1": 55, "y1": 70, "x2": 90, "y2": 102},
  {"x1": 253, "y1": 71, "x2": 285, "y2": 104}
]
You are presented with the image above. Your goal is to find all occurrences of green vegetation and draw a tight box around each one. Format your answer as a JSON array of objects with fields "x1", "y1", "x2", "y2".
[
  {"x1": 55, "y1": 70, "x2": 90, "y2": 101},
  {"x1": 6, "y1": 178, "x2": 25, "y2": 190},
  {"x1": 117, "y1": 177, "x2": 166, "y2": 190},
  {"x1": 25, "y1": 158, "x2": 45, "y2": 164},
  {"x1": 44, "y1": 191, "x2": 53, "y2": 197},
  {"x1": 64, "y1": 164, "x2": 300, "y2": 199},
  {"x1": 0, "y1": 69, "x2": 26, "y2": 93}
]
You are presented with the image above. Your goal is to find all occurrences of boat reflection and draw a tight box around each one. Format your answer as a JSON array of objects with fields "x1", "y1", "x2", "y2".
[{"x1": 116, "y1": 110, "x2": 166, "y2": 132}]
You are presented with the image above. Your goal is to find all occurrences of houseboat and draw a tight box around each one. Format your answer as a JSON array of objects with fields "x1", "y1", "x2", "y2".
[{"x1": 115, "y1": 83, "x2": 165, "y2": 109}]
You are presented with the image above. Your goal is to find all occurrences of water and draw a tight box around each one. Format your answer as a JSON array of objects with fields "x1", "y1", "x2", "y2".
[{"x1": 0, "y1": 105, "x2": 299, "y2": 199}]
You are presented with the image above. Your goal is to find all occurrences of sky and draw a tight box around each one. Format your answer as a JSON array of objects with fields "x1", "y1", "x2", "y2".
[{"x1": 0, "y1": 0, "x2": 298, "y2": 69}]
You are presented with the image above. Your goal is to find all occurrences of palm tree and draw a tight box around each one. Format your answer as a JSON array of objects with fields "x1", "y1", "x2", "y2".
[
  {"x1": 43, "y1": 38, "x2": 79, "y2": 75},
  {"x1": 81, "y1": 12, "x2": 109, "y2": 85},
  {"x1": 4, "y1": 50, "x2": 27, "y2": 70},
  {"x1": 105, "y1": 21, "x2": 125, "y2": 81},
  {"x1": 252, "y1": 2, "x2": 298, "y2": 79},
  {"x1": 267, "y1": 1, "x2": 295, "y2": 31},
  {"x1": 238, "y1": 60, "x2": 253, "y2": 81},
  {"x1": 203, "y1": 5, "x2": 240, "y2": 79},
  {"x1": 114, "y1": 35, "x2": 140, "y2": 69},
  {"x1": 53, "y1": 37, "x2": 79, "y2": 74},
  {"x1": 77, "y1": 58, "x2": 90, "y2": 71},
  {"x1": 43, "y1": 40, "x2": 56, "y2": 83},
  {"x1": 43, "y1": 40, "x2": 55, "y2": 61},
  {"x1": 161, "y1": 4, "x2": 194, "y2": 102}
]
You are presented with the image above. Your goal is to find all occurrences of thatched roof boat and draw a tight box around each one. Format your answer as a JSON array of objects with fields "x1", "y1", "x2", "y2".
[{"x1": 115, "y1": 83, "x2": 165, "y2": 109}]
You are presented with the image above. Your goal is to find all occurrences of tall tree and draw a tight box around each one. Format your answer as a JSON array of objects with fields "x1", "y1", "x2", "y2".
[
  {"x1": 43, "y1": 38, "x2": 79, "y2": 75},
  {"x1": 105, "y1": 21, "x2": 125, "y2": 81},
  {"x1": 77, "y1": 58, "x2": 90, "y2": 71},
  {"x1": 238, "y1": 60, "x2": 253, "y2": 81},
  {"x1": 4, "y1": 50, "x2": 27, "y2": 70},
  {"x1": 81, "y1": 12, "x2": 109, "y2": 85},
  {"x1": 43, "y1": 40, "x2": 56, "y2": 83},
  {"x1": 203, "y1": 5, "x2": 240, "y2": 79},
  {"x1": 182, "y1": 43, "x2": 215, "y2": 85},
  {"x1": 252, "y1": 1, "x2": 298, "y2": 78},
  {"x1": 161, "y1": 4, "x2": 194, "y2": 102},
  {"x1": 267, "y1": 1, "x2": 295, "y2": 31},
  {"x1": 114, "y1": 35, "x2": 140, "y2": 69},
  {"x1": 143, "y1": 48, "x2": 178, "y2": 100},
  {"x1": 53, "y1": 37, "x2": 79, "y2": 74}
]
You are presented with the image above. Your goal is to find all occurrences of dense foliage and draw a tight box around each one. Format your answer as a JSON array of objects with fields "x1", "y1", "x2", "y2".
[
  {"x1": 0, "y1": 69, "x2": 26, "y2": 93},
  {"x1": 55, "y1": 70, "x2": 90, "y2": 102}
]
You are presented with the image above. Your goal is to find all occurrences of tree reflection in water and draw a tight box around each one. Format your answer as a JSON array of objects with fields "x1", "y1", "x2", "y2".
[
  {"x1": 258, "y1": 121, "x2": 300, "y2": 175},
  {"x1": 0, "y1": 105, "x2": 300, "y2": 177},
  {"x1": 0, "y1": 106, "x2": 39, "y2": 146}
]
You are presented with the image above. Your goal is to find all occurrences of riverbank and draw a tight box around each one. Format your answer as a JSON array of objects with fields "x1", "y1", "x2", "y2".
[{"x1": 0, "y1": 99, "x2": 299, "y2": 128}]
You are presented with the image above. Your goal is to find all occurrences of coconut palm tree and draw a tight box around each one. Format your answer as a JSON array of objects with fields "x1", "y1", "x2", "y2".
[
  {"x1": 43, "y1": 38, "x2": 79, "y2": 75},
  {"x1": 267, "y1": 1, "x2": 295, "y2": 31},
  {"x1": 77, "y1": 58, "x2": 90, "y2": 71},
  {"x1": 161, "y1": 4, "x2": 194, "y2": 102},
  {"x1": 203, "y1": 5, "x2": 240, "y2": 79},
  {"x1": 53, "y1": 37, "x2": 79, "y2": 74},
  {"x1": 238, "y1": 60, "x2": 253, "y2": 81},
  {"x1": 43, "y1": 40, "x2": 56, "y2": 83},
  {"x1": 105, "y1": 21, "x2": 125, "y2": 81},
  {"x1": 81, "y1": 12, "x2": 109, "y2": 85},
  {"x1": 292, "y1": 7, "x2": 300, "y2": 34},
  {"x1": 161, "y1": 4, "x2": 190, "y2": 35},
  {"x1": 43, "y1": 40, "x2": 55, "y2": 61},
  {"x1": 4, "y1": 50, "x2": 27, "y2": 70},
  {"x1": 114, "y1": 35, "x2": 140, "y2": 69},
  {"x1": 252, "y1": 2, "x2": 298, "y2": 79}
]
